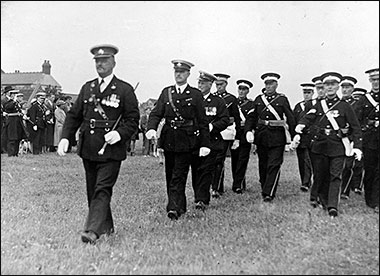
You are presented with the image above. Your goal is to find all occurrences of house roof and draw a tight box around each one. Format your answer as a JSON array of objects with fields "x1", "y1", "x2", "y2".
[{"x1": 1, "y1": 72, "x2": 61, "y2": 87}]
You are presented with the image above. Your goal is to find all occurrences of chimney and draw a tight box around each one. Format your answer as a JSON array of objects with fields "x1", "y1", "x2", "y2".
[{"x1": 42, "y1": 60, "x2": 51, "y2": 75}]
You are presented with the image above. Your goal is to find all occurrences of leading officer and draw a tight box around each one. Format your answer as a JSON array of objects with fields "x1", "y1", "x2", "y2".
[{"x1": 57, "y1": 44, "x2": 140, "y2": 244}]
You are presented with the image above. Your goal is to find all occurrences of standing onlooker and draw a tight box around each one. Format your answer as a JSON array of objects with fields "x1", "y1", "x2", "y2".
[
  {"x1": 27, "y1": 92, "x2": 48, "y2": 155},
  {"x1": 190, "y1": 70, "x2": 229, "y2": 211},
  {"x1": 295, "y1": 72, "x2": 362, "y2": 217},
  {"x1": 145, "y1": 59, "x2": 211, "y2": 220},
  {"x1": 245, "y1": 72, "x2": 296, "y2": 202},
  {"x1": 53, "y1": 100, "x2": 66, "y2": 150},
  {"x1": 211, "y1": 73, "x2": 242, "y2": 197},
  {"x1": 291, "y1": 83, "x2": 315, "y2": 192},
  {"x1": 231, "y1": 79, "x2": 255, "y2": 194},
  {"x1": 354, "y1": 68, "x2": 379, "y2": 213},
  {"x1": 57, "y1": 44, "x2": 140, "y2": 244},
  {"x1": 44, "y1": 93, "x2": 56, "y2": 152},
  {"x1": 140, "y1": 106, "x2": 152, "y2": 156},
  {"x1": 2, "y1": 89, "x2": 28, "y2": 156},
  {"x1": 339, "y1": 76, "x2": 364, "y2": 200}
]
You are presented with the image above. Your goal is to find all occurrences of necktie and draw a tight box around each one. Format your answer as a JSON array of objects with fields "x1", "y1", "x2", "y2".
[
  {"x1": 178, "y1": 87, "x2": 181, "y2": 94},
  {"x1": 99, "y1": 79, "x2": 105, "y2": 93}
]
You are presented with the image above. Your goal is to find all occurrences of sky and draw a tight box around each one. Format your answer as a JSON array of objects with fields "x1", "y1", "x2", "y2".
[{"x1": 1, "y1": 1, "x2": 379, "y2": 107}]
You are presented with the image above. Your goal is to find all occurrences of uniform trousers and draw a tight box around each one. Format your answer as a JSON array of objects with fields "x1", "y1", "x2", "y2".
[
  {"x1": 164, "y1": 151, "x2": 192, "y2": 214},
  {"x1": 191, "y1": 149, "x2": 219, "y2": 205},
  {"x1": 7, "y1": 139, "x2": 21, "y2": 156},
  {"x1": 31, "y1": 127, "x2": 45, "y2": 154},
  {"x1": 231, "y1": 138, "x2": 252, "y2": 191},
  {"x1": 212, "y1": 140, "x2": 233, "y2": 194},
  {"x1": 341, "y1": 156, "x2": 364, "y2": 197},
  {"x1": 256, "y1": 145, "x2": 285, "y2": 198},
  {"x1": 296, "y1": 147, "x2": 313, "y2": 188},
  {"x1": 363, "y1": 147, "x2": 379, "y2": 208},
  {"x1": 82, "y1": 159, "x2": 121, "y2": 237},
  {"x1": 312, "y1": 153, "x2": 345, "y2": 211}
]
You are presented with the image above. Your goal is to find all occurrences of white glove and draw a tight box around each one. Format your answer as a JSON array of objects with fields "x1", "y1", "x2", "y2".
[
  {"x1": 289, "y1": 134, "x2": 301, "y2": 151},
  {"x1": 33, "y1": 125, "x2": 37, "y2": 131},
  {"x1": 246, "y1": 131, "x2": 254, "y2": 143},
  {"x1": 209, "y1": 123, "x2": 213, "y2": 132},
  {"x1": 352, "y1": 148, "x2": 363, "y2": 161},
  {"x1": 57, "y1": 138, "x2": 69, "y2": 156},
  {"x1": 199, "y1": 147, "x2": 211, "y2": 157},
  {"x1": 145, "y1": 129, "x2": 157, "y2": 140},
  {"x1": 104, "y1": 130, "x2": 121, "y2": 145},
  {"x1": 231, "y1": 139, "x2": 240, "y2": 150},
  {"x1": 295, "y1": 124, "x2": 305, "y2": 134}
]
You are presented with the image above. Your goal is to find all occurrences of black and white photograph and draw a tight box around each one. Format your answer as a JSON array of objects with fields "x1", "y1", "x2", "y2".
[{"x1": 1, "y1": 1, "x2": 379, "y2": 275}]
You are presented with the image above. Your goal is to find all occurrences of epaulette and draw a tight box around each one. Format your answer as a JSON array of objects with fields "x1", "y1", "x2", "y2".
[{"x1": 278, "y1": 93, "x2": 286, "y2": 97}]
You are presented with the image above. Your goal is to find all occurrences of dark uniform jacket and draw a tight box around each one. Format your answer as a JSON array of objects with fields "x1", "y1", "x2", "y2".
[
  {"x1": 354, "y1": 90, "x2": 379, "y2": 150},
  {"x1": 245, "y1": 92, "x2": 296, "y2": 147},
  {"x1": 299, "y1": 95, "x2": 362, "y2": 157},
  {"x1": 293, "y1": 99, "x2": 317, "y2": 148},
  {"x1": 3, "y1": 98, "x2": 27, "y2": 140},
  {"x1": 237, "y1": 97, "x2": 255, "y2": 142},
  {"x1": 216, "y1": 91, "x2": 242, "y2": 140},
  {"x1": 27, "y1": 101, "x2": 47, "y2": 129},
  {"x1": 203, "y1": 93, "x2": 229, "y2": 151},
  {"x1": 147, "y1": 84, "x2": 210, "y2": 152},
  {"x1": 61, "y1": 76, "x2": 140, "y2": 161}
]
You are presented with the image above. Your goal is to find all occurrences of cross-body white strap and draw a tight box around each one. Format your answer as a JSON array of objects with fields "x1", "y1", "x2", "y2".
[
  {"x1": 321, "y1": 99, "x2": 339, "y2": 130},
  {"x1": 261, "y1": 94, "x2": 281, "y2": 120},
  {"x1": 365, "y1": 93, "x2": 379, "y2": 112}
]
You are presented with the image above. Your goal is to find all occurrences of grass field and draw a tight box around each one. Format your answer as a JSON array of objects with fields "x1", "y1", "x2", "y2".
[{"x1": 1, "y1": 141, "x2": 379, "y2": 275}]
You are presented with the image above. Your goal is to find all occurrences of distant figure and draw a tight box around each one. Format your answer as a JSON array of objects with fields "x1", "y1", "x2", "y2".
[
  {"x1": 53, "y1": 100, "x2": 66, "y2": 150},
  {"x1": 2, "y1": 87, "x2": 28, "y2": 156},
  {"x1": 27, "y1": 92, "x2": 48, "y2": 155},
  {"x1": 44, "y1": 93, "x2": 56, "y2": 152}
]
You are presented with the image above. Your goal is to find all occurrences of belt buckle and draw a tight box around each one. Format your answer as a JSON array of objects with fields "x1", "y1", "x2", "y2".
[
  {"x1": 325, "y1": 129, "x2": 331, "y2": 135},
  {"x1": 90, "y1": 119, "x2": 95, "y2": 129},
  {"x1": 375, "y1": 121, "x2": 379, "y2": 128},
  {"x1": 264, "y1": 120, "x2": 269, "y2": 126}
]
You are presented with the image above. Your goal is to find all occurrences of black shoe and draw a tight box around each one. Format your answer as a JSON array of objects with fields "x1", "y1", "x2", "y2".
[
  {"x1": 167, "y1": 210, "x2": 179, "y2": 220},
  {"x1": 340, "y1": 194, "x2": 349, "y2": 200},
  {"x1": 211, "y1": 190, "x2": 220, "y2": 198},
  {"x1": 195, "y1": 201, "x2": 206, "y2": 211},
  {"x1": 263, "y1": 196, "x2": 273, "y2": 202},
  {"x1": 233, "y1": 188, "x2": 243, "y2": 194},
  {"x1": 328, "y1": 208, "x2": 338, "y2": 218},
  {"x1": 354, "y1": 188, "x2": 362, "y2": 195},
  {"x1": 81, "y1": 231, "x2": 98, "y2": 244},
  {"x1": 310, "y1": 200, "x2": 318, "y2": 208},
  {"x1": 300, "y1": 185, "x2": 309, "y2": 192},
  {"x1": 374, "y1": 206, "x2": 379, "y2": 213}
]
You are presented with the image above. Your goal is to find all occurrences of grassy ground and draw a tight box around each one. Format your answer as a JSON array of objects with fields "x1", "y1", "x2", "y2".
[{"x1": 1, "y1": 142, "x2": 379, "y2": 275}]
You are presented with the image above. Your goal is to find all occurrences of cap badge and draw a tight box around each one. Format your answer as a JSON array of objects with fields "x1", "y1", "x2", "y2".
[
  {"x1": 98, "y1": 49, "x2": 104, "y2": 54},
  {"x1": 177, "y1": 62, "x2": 182, "y2": 67}
]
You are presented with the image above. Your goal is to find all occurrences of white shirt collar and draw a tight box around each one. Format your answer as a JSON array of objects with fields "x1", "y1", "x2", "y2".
[
  {"x1": 175, "y1": 83, "x2": 187, "y2": 93},
  {"x1": 99, "y1": 73, "x2": 114, "y2": 87},
  {"x1": 203, "y1": 92, "x2": 211, "y2": 99}
]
